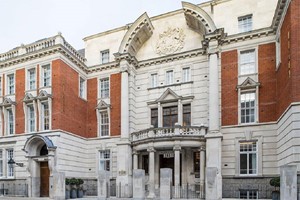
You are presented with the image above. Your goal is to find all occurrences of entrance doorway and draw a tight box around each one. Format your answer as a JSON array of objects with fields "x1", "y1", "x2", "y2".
[
  {"x1": 40, "y1": 162, "x2": 50, "y2": 197},
  {"x1": 159, "y1": 153, "x2": 182, "y2": 185}
]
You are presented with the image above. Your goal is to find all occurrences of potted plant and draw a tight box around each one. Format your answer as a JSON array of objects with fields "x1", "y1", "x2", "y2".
[
  {"x1": 77, "y1": 178, "x2": 84, "y2": 198},
  {"x1": 270, "y1": 177, "x2": 280, "y2": 200},
  {"x1": 65, "y1": 178, "x2": 71, "y2": 199},
  {"x1": 69, "y1": 178, "x2": 79, "y2": 199}
]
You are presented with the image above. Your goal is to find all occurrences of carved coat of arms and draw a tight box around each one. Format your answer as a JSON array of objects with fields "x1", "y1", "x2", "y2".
[{"x1": 155, "y1": 27, "x2": 185, "y2": 55}]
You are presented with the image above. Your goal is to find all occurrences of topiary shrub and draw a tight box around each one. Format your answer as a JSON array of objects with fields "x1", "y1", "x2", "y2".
[{"x1": 270, "y1": 177, "x2": 280, "y2": 191}]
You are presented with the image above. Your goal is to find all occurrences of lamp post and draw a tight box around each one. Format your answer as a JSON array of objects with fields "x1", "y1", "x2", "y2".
[{"x1": 8, "y1": 157, "x2": 24, "y2": 167}]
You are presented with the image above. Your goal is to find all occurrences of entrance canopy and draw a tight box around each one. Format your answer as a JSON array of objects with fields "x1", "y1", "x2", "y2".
[{"x1": 23, "y1": 135, "x2": 56, "y2": 156}]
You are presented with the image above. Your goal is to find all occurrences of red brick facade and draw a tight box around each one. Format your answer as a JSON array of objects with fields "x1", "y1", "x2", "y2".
[
  {"x1": 86, "y1": 78, "x2": 97, "y2": 138},
  {"x1": 276, "y1": 0, "x2": 300, "y2": 118},
  {"x1": 258, "y1": 43, "x2": 277, "y2": 122},
  {"x1": 110, "y1": 73, "x2": 121, "y2": 136},
  {"x1": 52, "y1": 59, "x2": 88, "y2": 137},
  {"x1": 221, "y1": 50, "x2": 238, "y2": 126},
  {"x1": 15, "y1": 69, "x2": 25, "y2": 134}
]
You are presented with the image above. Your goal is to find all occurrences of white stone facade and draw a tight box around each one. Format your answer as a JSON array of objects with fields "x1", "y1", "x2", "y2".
[{"x1": 0, "y1": 0, "x2": 299, "y2": 199}]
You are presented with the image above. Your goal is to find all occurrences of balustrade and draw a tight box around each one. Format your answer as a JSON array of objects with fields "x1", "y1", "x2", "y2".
[
  {"x1": 0, "y1": 34, "x2": 85, "y2": 63},
  {"x1": 131, "y1": 125, "x2": 207, "y2": 142}
]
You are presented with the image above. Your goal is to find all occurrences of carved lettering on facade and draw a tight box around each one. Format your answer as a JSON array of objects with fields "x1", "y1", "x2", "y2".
[{"x1": 155, "y1": 27, "x2": 185, "y2": 55}]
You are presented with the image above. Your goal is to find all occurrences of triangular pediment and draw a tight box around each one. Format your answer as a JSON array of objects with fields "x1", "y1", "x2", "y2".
[
  {"x1": 96, "y1": 100, "x2": 110, "y2": 110},
  {"x1": 2, "y1": 97, "x2": 15, "y2": 107},
  {"x1": 156, "y1": 88, "x2": 181, "y2": 103},
  {"x1": 23, "y1": 93, "x2": 35, "y2": 102},
  {"x1": 237, "y1": 77, "x2": 260, "y2": 90},
  {"x1": 37, "y1": 90, "x2": 51, "y2": 100}
]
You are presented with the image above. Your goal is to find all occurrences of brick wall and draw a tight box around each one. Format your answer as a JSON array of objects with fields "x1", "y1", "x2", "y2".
[
  {"x1": 86, "y1": 78, "x2": 97, "y2": 138},
  {"x1": 52, "y1": 59, "x2": 88, "y2": 137},
  {"x1": 221, "y1": 50, "x2": 238, "y2": 126},
  {"x1": 258, "y1": 43, "x2": 277, "y2": 122},
  {"x1": 15, "y1": 69, "x2": 25, "y2": 134},
  {"x1": 110, "y1": 73, "x2": 121, "y2": 136}
]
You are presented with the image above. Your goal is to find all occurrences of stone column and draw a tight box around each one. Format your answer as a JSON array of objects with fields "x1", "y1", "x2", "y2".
[
  {"x1": 120, "y1": 61, "x2": 130, "y2": 139},
  {"x1": 280, "y1": 165, "x2": 297, "y2": 200},
  {"x1": 133, "y1": 150, "x2": 138, "y2": 170},
  {"x1": 205, "y1": 39, "x2": 222, "y2": 200},
  {"x1": 52, "y1": 172, "x2": 65, "y2": 200},
  {"x1": 147, "y1": 147, "x2": 156, "y2": 199},
  {"x1": 174, "y1": 145, "x2": 181, "y2": 198},
  {"x1": 116, "y1": 60, "x2": 133, "y2": 198},
  {"x1": 199, "y1": 146, "x2": 206, "y2": 199}
]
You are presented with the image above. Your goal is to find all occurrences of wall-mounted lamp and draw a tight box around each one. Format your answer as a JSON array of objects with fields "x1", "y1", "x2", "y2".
[{"x1": 8, "y1": 157, "x2": 24, "y2": 167}]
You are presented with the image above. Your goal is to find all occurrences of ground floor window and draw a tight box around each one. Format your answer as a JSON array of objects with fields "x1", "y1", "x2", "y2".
[
  {"x1": 99, "y1": 150, "x2": 110, "y2": 171},
  {"x1": 7, "y1": 149, "x2": 14, "y2": 177},
  {"x1": 239, "y1": 190, "x2": 258, "y2": 199},
  {"x1": 142, "y1": 154, "x2": 149, "y2": 174},
  {"x1": 240, "y1": 141, "x2": 257, "y2": 175},
  {"x1": 0, "y1": 150, "x2": 3, "y2": 177}
]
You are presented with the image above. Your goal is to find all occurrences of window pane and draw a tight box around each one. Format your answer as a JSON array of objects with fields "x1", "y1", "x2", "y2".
[
  {"x1": 238, "y1": 15, "x2": 252, "y2": 33},
  {"x1": 240, "y1": 92, "x2": 256, "y2": 123},
  {"x1": 240, "y1": 154, "x2": 248, "y2": 174},
  {"x1": 166, "y1": 70, "x2": 173, "y2": 85},
  {"x1": 151, "y1": 108, "x2": 158, "y2": 128},
  {"x1": 100, "y1": 78, "x2": 109, "y2": 98},
  {"x1": 99, "y1": 150, "x2": 110, "y2": 171},
  {"x1": 101, "y1": 50, "x2": 109, "y2": 64},
  {"x1": 240, "y1": 50, "x2": 255, "y2": 75},
  {"x1": 163, "y1": 106, "x2": 178, "y2": 127},
  {"x1": 28, "y1": 68, "x2": 36, "y2": 90},
  {"x1": 42, "y1": 64, "x2": 51, "y2": 87},
  {"x1": 151, "y1": 74, "x2": 158, "y2": 88},
  {"x1": 182, "y1": 67, "x2": 190, "y2": 82},
  {"x1": 100, "y1": 111, "x2": 109, "y2": 136}
]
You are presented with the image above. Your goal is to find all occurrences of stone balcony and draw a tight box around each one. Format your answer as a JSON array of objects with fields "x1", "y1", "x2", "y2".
[{"x1": 131, "y1": 125, "x2": 207, "y2": 143}]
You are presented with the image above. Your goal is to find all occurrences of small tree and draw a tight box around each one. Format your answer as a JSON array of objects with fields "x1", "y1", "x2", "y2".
[{"x1": 270, "y1": 177, "x2": 280, "y2": 191}]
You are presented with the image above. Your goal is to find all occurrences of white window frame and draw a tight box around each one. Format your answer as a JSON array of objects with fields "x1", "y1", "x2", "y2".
[
  {"x1": 240, "y1": 92, "x2": 256, "y2": 124},
  {"x1": 26, "y1": 67, "x2": 36, "y2": 91},
  {"x1": 99, "y1": 77, "x2": 110, "y2": 99},
  {"x1": 182, "y1": 67, "x2": 191, "y2": 82},
  {"x1": 239, "y1": 49, "x2": 256, "y2": 76},
  {"x1": 150, "y1": 73, "x2": 158, "y2": 88},
  {"x1": 101, "y1": 50, "x2": 109, "y2": 64},
  {"x1": 40, "y1": 63, "x2": 51, "y2": 87},
  {"x1": 239, "y1": 141, "x2": 257, "y2": 175},
  {"x1": 79, "y1": 76, "x2": 87, "y2": 100},
  {"x1": 5, "y1": 107, "x2": 14, "y2": 135},
  {"x1": 99, "y1": 149, "x2": 111, "y2": 171},
  {"x1": 26, "y1": 104, "x2": 36, "y2": 133},
  {"x1": 238, "y1": 14, "x2": 253, "y2": 33},
  {"x1": 6, "y1": 149, "x2": 14, "y2": 178},
  {"x1": 166, "y1": 70, "x2": 174, "y2": 85},
  {"x1": 6, "y1": 73, "x2": 15, "y2": 95},
  {"x1": 41, "y1": 101, "x2": 50, "y2": 131},
  {"x1": 99, "y1": 110, "x2": 110, "y2": 137}
]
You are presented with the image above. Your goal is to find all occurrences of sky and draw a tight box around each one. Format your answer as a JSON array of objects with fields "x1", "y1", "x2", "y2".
[{"x1": 0, "y1": 0, "x2": 209, "y2": 53}]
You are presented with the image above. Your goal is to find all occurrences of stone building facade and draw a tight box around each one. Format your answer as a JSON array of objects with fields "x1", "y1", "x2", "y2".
[{"x1": 0, "y1": 0, "x2": 299, "y2": 199}]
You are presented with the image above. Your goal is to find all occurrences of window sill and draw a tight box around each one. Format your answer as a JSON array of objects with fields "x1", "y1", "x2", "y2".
[
  {"x1": 148, "y1": 81, "x2": 193, "y2": 90},
  {"x1": 234, "y1": 175, "x2": 263, "y2": 179},
  {"x1": 79, "y1": 96, "x2": 87, "y2": 102},
  {"x1": 238, "y1": 73, "x2": 258, "y2": 78},
  {"x1": 0, "y1": 177, "x2": 15, "y2": 180}
]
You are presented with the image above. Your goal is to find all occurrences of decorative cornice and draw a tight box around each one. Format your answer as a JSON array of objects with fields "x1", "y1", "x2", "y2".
[
  {"x1": 87, "y1": 62, "x2": 119, "y2": 74},
  {"x1": 138, "y1": 48, "x2": 206, "y2": 68},
  {"x1": 1, "y1": 97, "x2": 16, "y2": 107},
  {"x1": 271, "y1": 0, "x2": 290, "y2": 32},
  {"x1": 222, "y1": 28, "x2": 275, "y2": 45}
]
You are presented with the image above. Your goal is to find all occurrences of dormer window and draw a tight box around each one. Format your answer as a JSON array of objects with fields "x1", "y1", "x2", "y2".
[
  {"x1": 238, "y1": 15, "x2": 252, "y2": 33},
  {"x1": 101, "y1": 50, "x2": 109, "y2": 64}
]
